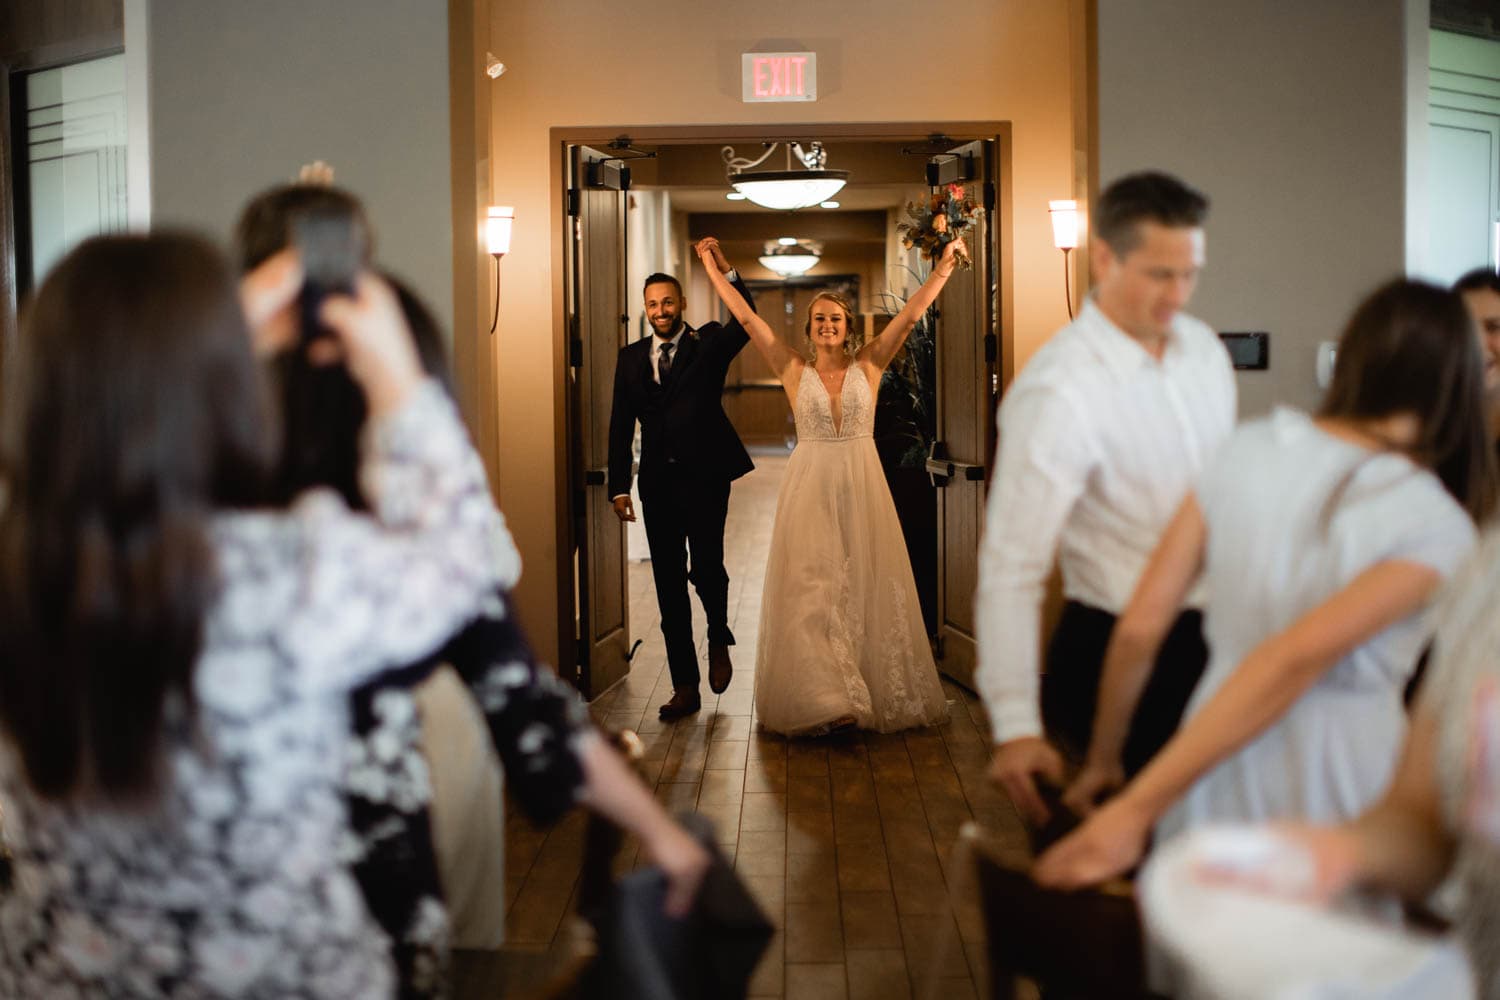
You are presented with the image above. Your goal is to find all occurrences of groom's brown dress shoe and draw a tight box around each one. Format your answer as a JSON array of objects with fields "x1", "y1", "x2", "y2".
[
  {"x1": 708, "y1": 643, "x2": 733, "y2": 694},
  {"x1": 658, "y1": 688, "x2": 702, "y2": 721}
]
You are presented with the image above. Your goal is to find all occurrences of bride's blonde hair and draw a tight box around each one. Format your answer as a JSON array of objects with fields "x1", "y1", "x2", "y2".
[{"x1": 803, "y1": 292, "x2": 861, "y2": 357}]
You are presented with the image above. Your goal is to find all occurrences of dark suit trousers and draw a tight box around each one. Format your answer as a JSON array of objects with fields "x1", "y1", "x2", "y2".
[
  {"x1": 1040, "y1": 601, "x2": 1208, "y2": 778},
  {"x1": 641, "y1": 466, "x2": 736, "y2": 691}
]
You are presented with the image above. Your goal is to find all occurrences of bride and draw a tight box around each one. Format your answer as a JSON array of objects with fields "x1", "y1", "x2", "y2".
[{"x1": 696, "y1": 236, "x2": 965, "y2": 735}]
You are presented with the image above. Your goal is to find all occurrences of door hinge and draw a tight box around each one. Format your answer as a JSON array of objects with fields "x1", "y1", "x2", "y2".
[
  {"x1": 984, "y1": 180, "x2": 996, "y2": 212},
  {"x1": 934, "y1": 634, "x2": 946, "y2": 659},
  {"x1": 569, "y1": 315, "x2": 583, "y2": 368},
  {"x1": 566, "y1": 189, "x2": 581, "y2": 217},
  {"x1": 984, "y1": 333, "x2": 997, "y2": 364}
]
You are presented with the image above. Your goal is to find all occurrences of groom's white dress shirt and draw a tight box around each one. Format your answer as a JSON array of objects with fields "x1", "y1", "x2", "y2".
[{"x1": 974, "y1": 296, "x2": 1237, "y2": 744}]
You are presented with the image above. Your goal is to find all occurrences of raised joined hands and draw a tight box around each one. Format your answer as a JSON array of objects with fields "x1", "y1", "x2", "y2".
[{"x1": 694, "y1": 236, "x2": 731, "y2": 274}]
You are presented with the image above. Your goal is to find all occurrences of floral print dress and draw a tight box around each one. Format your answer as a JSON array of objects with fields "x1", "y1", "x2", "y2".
[
  {"x1": 342, "y1": 595, "x2": 591, "y2": 998},
  {"x1": 0, "y1": 382, "x2": 543, "y2": 999}
]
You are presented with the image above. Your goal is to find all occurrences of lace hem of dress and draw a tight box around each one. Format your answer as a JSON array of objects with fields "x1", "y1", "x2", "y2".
[{"x1": 828, "y1": 557, "x2": 874, "y2": 726}]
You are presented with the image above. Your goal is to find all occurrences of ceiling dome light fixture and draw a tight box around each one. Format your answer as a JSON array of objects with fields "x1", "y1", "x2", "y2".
[
  {"x1": 725, "y1": 192, "x2": 748, "y2": 201},
  {"x1": 819, "y1": 200, "x2": 840, "y2": 209},
  {"x1": 758, "y1": 239, "x2": 821, "y2": 277},
  {"x1": 723, "y1": 141, "x2": 848, "y2": 211}
]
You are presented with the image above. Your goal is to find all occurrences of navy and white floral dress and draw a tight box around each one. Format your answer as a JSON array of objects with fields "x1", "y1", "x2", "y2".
[
  {"x1": 342, "y1": 593, "x2": 590, "y2": 998},
  {"x1": 0, "y1": 382, "x2": 564, "y2": 999}
]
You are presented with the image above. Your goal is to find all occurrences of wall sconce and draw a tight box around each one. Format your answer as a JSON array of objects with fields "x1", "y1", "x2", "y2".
[
  {"x1": 487, "y1": 206, "x2": 514, "y2": 334},
  {"x1": 1049, "y1": 199, "x2": 1079, "y2": 320}
]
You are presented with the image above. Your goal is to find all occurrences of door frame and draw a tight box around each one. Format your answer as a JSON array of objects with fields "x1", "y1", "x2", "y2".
[
  {"x1": 1, "y1": 5, "x2": 124, "y2": 386},
  {"x1": 548, "y1": 120, "x2": 1013, "y2": 695}
]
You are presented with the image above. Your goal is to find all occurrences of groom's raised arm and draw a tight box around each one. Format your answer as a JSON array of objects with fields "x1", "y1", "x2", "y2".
[{"x1": 720, "y1": 272, "x2": 756, "y2": 350}]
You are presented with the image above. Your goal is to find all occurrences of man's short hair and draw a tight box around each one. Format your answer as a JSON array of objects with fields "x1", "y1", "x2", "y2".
[
  {"x1": 1454, "y1": 267, "x2": 1500, "y2": 297},
  {"x1": 643, "y1": 272, "x2": 683, "y2": 298},
  {"x1": 1095, "y1": 172, "x2": 1209, "y2": 257}
]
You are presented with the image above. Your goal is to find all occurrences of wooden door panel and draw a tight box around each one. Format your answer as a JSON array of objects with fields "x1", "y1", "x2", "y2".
[
  {"x1": 569, "y1": 147, "x2": 630, "y2": 699},
  {"x1": 930, "y1": 140, "x2": 997, "y2": 692}
]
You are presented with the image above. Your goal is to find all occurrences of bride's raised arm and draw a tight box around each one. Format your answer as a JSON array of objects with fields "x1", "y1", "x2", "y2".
[
  {"x1": 859, "y1": 237, "x2": 965, "y2": 374},
  {"x1": 694, "y1": 240, "x2": 799, "y2": 382}
]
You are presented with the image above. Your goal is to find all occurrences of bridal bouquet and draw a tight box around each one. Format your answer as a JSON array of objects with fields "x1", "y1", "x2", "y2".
[{"x1": 897, "y1": 183, "x2": 977, "y2": 270}]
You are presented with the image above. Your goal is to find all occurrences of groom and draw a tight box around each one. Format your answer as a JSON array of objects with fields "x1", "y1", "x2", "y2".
[{"x1": 608, "y1": 237, "x2": 755, "y2": 720}]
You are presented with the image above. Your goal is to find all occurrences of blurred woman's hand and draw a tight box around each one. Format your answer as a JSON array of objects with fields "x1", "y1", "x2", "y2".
[
  {"x1": 1062, "y1": 757, "x2": 1125, "y2": 818},
  {"x1": 318, "y1": 274, "x2": 424, "y2": 418},
  {"x1": 1033, "y1": 795, "x2": 1151, "y2": 890},
  {"x1": 642, "y1": 820, "x2": 711, "y2": 918},
  {"x1": 240, "y1": 249, "x2": 304, "y2": 357}
]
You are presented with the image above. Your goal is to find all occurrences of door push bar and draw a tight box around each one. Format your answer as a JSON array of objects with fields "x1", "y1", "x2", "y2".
[{"x1": 924, "y1": 441, "x2": 985, "y2": 488}]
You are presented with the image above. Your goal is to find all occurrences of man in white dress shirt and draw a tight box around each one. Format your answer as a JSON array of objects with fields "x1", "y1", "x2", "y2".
[{"x1": 976, "y1": 172, "x2": 1237, "y2": 829}]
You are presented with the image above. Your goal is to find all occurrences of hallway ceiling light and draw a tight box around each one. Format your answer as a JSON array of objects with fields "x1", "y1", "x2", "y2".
[
  {"x1": 732, "y1": 172, "x2": 848, "y2": 211},
  {"x1": 777, "y1": 236, "x2": 799, "y2": 245},
  {"x1": 758, "y1": 240, "x2": 821, "y2": 277},
  {"x1": 819, "y1": 200, "x2": 840, "y2": 209},
  {"x1": 723, "y1": 141, "x2": 848, "y2": 211},
  {"x1": 725, "y1": 192, "x2": 748, "y2": 201}
]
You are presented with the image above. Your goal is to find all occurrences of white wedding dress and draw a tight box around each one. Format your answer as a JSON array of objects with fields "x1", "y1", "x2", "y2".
[{"x1": 754, "y1": 364, "x2": 949, "y2": 735}]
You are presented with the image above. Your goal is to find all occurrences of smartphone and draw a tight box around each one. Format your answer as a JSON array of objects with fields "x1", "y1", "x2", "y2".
[{"x1": 292, "y1": 208, "x2": 365, "y2": 342}]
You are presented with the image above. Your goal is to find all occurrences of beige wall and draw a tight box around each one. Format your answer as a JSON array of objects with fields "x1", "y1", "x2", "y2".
[
  {"x1": 1098, "y1": 0, "x2": 1419, "y2": 418},
  {"x1": 489, "y1": 0, "x2": 1089, "y2": 669}
]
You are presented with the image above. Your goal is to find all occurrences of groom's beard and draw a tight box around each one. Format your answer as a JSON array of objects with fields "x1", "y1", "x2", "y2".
[{"x1": 653, "y1": 317, "x2": 684, "y2": 340}]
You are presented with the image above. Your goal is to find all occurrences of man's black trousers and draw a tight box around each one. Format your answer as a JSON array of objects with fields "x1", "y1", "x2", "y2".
[
  {"x1": 1040, "y1": 600, "x2": 1208, "y2": 777},
  {"x1": 640, "y1": 466, "x2": 736, "y2": 692}
]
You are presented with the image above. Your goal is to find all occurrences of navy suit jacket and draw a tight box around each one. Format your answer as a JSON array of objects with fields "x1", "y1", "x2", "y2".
[{"x1": 607, "y1": 276, "x2": 756, "y2": 504}]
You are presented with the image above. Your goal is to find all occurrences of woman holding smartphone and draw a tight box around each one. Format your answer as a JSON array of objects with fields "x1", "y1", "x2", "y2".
[{"x1": 0, "y1": 233, "x2": 706, "y2": 998}]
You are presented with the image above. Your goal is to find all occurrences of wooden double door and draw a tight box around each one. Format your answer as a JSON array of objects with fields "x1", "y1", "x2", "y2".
[{"x1": 563, "y1": 136, "x2": 1000, "y2": 696}]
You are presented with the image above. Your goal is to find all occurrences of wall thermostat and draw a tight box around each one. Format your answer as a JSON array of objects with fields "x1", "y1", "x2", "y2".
[{"x1": 1218, "y1": 331, "x2": 1269, "y2": 370}]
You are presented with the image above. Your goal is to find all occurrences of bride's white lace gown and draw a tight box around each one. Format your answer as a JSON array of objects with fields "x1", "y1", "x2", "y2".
[{"x1": 754, "y1": 364, "x2": 949, "y2": 734}]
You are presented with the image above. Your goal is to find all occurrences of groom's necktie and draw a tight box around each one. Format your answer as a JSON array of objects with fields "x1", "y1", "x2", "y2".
[{"x1": 657, "y1": 341, "x2": 674, "y2": 384}]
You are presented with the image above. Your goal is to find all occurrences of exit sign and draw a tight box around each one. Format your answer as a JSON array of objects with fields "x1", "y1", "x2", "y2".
[{"x1": 742, "y1": 52, "x2": 817, "y2": 103}]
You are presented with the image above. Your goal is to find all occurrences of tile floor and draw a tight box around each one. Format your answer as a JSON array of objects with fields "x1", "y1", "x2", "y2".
[{"x1": 478, "y1": 453, "x2": 1031, "y2": 999}]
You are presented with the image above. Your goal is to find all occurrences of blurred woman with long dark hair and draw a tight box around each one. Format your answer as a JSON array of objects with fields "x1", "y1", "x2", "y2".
[{"x1": 0, "y1": 233, "x2": 705, "y2": 998}]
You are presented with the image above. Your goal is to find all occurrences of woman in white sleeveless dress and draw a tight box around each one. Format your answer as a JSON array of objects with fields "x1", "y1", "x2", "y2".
[{"x1": 695, "y1": 236, "x2": 964, "y2": 735}]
